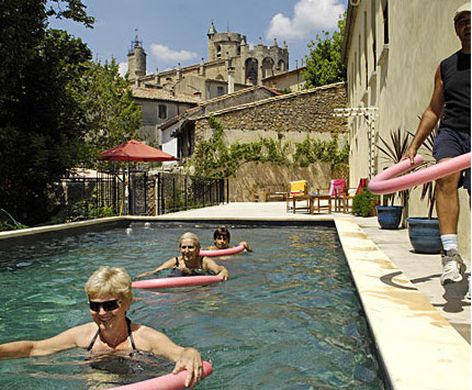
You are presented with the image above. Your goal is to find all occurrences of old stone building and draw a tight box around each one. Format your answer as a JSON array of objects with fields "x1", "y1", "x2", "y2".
[
  {"x1": 158, "y1": 86, "x2": 282, "y2": 158},
  {"x1": 127, "y1": 23, "x2": 289, "y2": 100},
  {"x1": 127, "y1": 24, "x2": 301, "y2": 148}
]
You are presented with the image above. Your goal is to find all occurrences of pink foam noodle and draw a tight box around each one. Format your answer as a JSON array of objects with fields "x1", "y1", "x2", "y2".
[
  {"x1": 199, "y1": 243, "x2": 245, "y2": 257},
  {"x1": 110, "y1": 360, "x2": 213, "y2": 390},
  {"x1": 132, "y1": 275, "x2": 224, "y2": 289},
  {"x1": 368, "y1": 153, "x2": 471, "y2": 195}
]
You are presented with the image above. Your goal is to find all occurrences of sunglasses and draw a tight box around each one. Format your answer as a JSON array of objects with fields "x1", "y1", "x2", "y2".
[{"x1": 88, "y1": 299, "x2": 121, "y2": 312}]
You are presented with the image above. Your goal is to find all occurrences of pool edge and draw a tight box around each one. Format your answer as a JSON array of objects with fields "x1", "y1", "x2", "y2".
[{"x1": 335, "y1": 215, "x2": 470, "y2": 390}]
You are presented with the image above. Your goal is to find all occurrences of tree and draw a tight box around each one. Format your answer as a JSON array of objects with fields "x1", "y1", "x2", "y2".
[
  {"x1": 0, "y1": 0, "x2": 94, "y2": 224},
  {"x1": 74, "y1": 59, "x2": 140, "y2": 167},
  {"x1": 303, "y1": 13, "x2": 346, "y2": 88},
  {"x1": 0, "y1": 28, "x2": 92, "y2": 224}
]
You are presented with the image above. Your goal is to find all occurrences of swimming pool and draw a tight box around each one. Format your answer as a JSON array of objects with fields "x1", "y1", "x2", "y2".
[{"x1": 0, "y1": 222, "x2": 385, "y2": 389}]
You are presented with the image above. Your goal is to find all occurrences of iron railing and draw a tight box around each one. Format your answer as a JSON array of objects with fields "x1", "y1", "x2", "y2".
[
  {"x1": 57, "y1": 171, "x2": 228, "y2": 218},
  {"x1": 153, "y1": 172, "x2": 228, "y2": 215}
]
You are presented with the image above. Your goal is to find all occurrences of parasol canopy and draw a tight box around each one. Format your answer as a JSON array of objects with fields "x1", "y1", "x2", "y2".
[{"x1": 100, "y1": 139, "x2": 177, "y2": 162}]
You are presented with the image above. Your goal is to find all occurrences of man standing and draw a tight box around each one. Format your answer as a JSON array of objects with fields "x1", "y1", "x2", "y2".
[{"x1": 405, "y1": 3, "x2": 470, "y2": 286}]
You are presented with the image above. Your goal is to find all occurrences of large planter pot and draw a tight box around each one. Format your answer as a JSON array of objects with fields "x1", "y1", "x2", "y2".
[
  {"x1": 376, "y1": 205, "x2": 403, "y2": 229},
  {"x1": 407, "y1": 217, "x2": 441, "y2": 254}
]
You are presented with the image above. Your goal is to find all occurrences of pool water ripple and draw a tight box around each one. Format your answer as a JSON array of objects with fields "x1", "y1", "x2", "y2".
[{"x1": 0, "y1": 224, "x2": 385, "y2": 389}]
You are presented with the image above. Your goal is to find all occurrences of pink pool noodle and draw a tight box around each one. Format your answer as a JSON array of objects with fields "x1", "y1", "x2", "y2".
[
  {"x1": 110, "y1": 360, "x2": 213, "y2": 390},
  {"x1": 368, "y1": 153, "x2": 471, "y2": 195}
]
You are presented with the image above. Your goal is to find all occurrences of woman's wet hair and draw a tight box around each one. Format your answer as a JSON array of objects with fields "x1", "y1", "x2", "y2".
[
  {"x1": 213, "y1": 226, "x2": 231, "y2": 241},
  {"x1": 179, "y1": 232, "x2": 201, "y2": 249},
  {"x1": 85, "y1": 266, "x2": 133, "y2": 302}
]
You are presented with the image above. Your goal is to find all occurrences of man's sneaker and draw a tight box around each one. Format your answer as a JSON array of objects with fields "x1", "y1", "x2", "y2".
[{"x1": 440, "y1": 249, "x2": 466, "y2": 285}]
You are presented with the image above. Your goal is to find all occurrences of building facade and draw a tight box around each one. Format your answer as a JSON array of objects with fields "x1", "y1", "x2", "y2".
[
  {"x1": 342, "y1": 0, "x2": 469, "y2": 255},
  {"x1": 127, "y1": 23, "x2": 289, "y2": 100}
]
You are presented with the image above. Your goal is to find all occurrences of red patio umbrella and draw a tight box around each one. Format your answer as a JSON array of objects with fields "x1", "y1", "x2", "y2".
[
  {"x1": 99, "y1": 139, "x2": 177, "y2": 215},
  {"x1": 100, "y1": 139, "x2": 177, "y2": 162}
]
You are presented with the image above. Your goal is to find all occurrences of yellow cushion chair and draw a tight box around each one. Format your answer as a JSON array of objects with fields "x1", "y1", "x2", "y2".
[{"x1": 286, "y1": 180, "x2": 311, "y2": 213}]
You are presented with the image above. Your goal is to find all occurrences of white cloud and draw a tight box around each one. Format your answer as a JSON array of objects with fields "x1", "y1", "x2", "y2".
[
  {"x1": 150, "y1": 43, "x2": 198, "y2": 66},
  {"x1": 118, "y1": 62, "x2": 128, "y2": 78},
  {"x1": 266, "y1": 0, "x2": 345, "y2": 41}
]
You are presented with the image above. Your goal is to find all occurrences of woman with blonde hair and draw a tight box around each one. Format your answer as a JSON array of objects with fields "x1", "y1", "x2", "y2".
[
  {"x1": 137, "y1": 232, "x2": 229, "y2": 280},
  {"x1": 0, "y1": 266, "x2": 203, "y2": 388}
]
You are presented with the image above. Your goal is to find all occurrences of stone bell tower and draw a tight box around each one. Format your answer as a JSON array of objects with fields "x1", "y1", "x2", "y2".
[{"x1": 127, "y1": 31, "x2": 146, "y2": 82}]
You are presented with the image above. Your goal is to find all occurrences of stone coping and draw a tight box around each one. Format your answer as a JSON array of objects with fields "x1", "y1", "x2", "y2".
[
  {"x1": 1, "y1": 214, "x2": 469, "y2": 389},
  {"x1": 335, "y1": 215, "x2": 470, "y2": 390}
]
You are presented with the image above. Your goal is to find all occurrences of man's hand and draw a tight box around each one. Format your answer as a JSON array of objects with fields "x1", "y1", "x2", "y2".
[{"x1": 404, "y1": 145, "x2": 418, "y2": 165}]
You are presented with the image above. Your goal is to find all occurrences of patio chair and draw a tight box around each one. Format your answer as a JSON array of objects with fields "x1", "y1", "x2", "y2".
[
  {"x1": 286, "y1": 180, "x2": 312, "y2": 213},
  {"x1": 329, "y1": 178, "x2": 346, "y2": 212}
]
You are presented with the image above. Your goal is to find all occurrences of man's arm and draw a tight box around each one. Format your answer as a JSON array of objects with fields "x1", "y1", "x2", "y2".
[{"x1": 405, "y1": 65, "x2": 444, "y2": 162}]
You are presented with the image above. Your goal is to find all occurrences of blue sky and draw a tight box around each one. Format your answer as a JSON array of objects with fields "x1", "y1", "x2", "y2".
[{"x1": 49, "y1": 0, "x2": 346, "y2": 76}]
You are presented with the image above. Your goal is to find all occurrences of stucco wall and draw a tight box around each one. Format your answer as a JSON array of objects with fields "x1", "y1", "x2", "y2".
[
  {"x1": 229, "y1": 161, "x2": 332, "y2": 202},
  {"x1": 136, "y1": 99, "x2": 194, "y2": 144},
  {"x1": 345, "y1": 0, "x2": 469, "y2": 257}
]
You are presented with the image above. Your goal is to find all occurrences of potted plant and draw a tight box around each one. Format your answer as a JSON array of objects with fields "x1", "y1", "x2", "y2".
[
  {"x1": 406, "y1": 129, "x2": 441, "y2": 254},
  {"x1": 352, "y1": 186, "x2": 378, "y2": 217},
  {"x1": 375, "y1": 128, "x2": 412, "y2": 229}
]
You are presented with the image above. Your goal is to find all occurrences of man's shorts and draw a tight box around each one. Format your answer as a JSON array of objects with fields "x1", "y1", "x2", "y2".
[{"x1": 433, "y1": 127, "x2": 470, "y2": 191}]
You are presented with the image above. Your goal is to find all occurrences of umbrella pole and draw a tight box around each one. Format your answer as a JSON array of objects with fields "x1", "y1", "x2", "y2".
[{"x1": 126, "y1": 164, "x2": 130, "y2": 215}]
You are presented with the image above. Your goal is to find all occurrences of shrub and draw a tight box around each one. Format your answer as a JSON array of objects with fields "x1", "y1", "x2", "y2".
[{"x1": 352, "y1": 189, "x2": 378, "y2": 217}]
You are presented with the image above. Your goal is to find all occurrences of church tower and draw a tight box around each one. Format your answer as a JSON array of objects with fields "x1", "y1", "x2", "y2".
[{"x1": 127, "y1": 32, "x2": 147, "y2": 82}]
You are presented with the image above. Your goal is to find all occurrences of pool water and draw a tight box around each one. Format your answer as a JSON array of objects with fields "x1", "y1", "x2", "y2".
[{"x1": 0, "y1": 223, "x2": 385, "y2": 389}]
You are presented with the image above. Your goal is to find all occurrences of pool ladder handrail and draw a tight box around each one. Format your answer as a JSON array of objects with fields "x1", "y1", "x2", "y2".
[{"x1": 0, "y1": 208, "x2": 23, "y2": 229}]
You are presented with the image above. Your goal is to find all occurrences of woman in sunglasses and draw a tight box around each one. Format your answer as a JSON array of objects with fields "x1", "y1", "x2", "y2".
[
  {"x1": 136, "y1": 232, "x2": 229, "y2": 280},
  {"x1": 0, "y1": 266, "x2": 203, "y2": 388}
]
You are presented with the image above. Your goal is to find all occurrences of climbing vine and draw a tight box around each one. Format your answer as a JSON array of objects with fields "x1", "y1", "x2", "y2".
[{"x1": 188, "y1": 116, "x2": 349, "y2": 178}]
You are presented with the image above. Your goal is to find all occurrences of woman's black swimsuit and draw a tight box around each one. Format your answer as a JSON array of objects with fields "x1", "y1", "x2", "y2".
[
  {"x1": 171, "y1": 256, "x2": 206, "y2": 276},
  {"x1": 87, "y1": 317, "x2": 138, "y2": 356}
]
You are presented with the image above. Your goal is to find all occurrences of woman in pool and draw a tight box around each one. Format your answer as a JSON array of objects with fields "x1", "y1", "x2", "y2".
[
  {"x1": 0, "y1": 266, "x2": 203, "y2": 388},
  {"x1": 137, "y1": 232, "x2": 229, "y2": 280},
  {"x1": 208, "y1": 225, "x2": 252, "y2": 252}
]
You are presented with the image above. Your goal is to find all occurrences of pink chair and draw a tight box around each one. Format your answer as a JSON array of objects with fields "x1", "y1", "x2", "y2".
[{"x1": 329, "y1": 179, "x2": 346, "y2": 212}]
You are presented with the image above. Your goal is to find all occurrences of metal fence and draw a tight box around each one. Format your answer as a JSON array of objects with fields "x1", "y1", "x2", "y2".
[
  {"x1": 152, "y1": 172, "x2": 228, "y2": 215},
  {"x1": 57, "y1": 171, "x2": 228, "y2": 219}
]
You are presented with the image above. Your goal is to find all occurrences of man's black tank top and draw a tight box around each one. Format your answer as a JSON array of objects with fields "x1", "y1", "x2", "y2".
[{"x1": 440, "y1": 50, "x2": 470, "y2": 133}]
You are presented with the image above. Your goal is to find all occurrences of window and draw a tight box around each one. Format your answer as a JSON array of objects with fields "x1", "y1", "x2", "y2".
[
  {"x1": 158, "y1": 104, "x2": 167, "y2": 120},
  {"x1": 216, "y1": 86, "x2": 224, "y2": 96}
]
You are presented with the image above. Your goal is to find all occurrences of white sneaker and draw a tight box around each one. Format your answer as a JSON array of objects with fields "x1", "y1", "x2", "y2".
[{"x1": 440, "y1": 249, "x2": 466, "y2": 285}]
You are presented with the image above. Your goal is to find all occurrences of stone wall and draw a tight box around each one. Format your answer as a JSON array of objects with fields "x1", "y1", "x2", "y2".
[
  {"x1": 191, "y1": 82, "x2": 348, "y2": 202},
  {"x1": 194, "y1": 82, "x2": 347, "y2": 144}
]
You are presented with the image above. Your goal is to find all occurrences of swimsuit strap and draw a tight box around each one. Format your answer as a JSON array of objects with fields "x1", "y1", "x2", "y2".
[
  {"x1": 126, "y1": 316, "x2": 138, "y2": 352},
  {"x1": 86, "y1": 327, "x2": 100, "y2": 351},
  {"x1": 175, "y1": 256, "x2": 180, "y2": 267},
  {"x1": 199, "y1": 255, "x2": 204, "y2": 269},
  {"x1": 86, "y1": 317, "x2": 138, "y2": 352}
]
